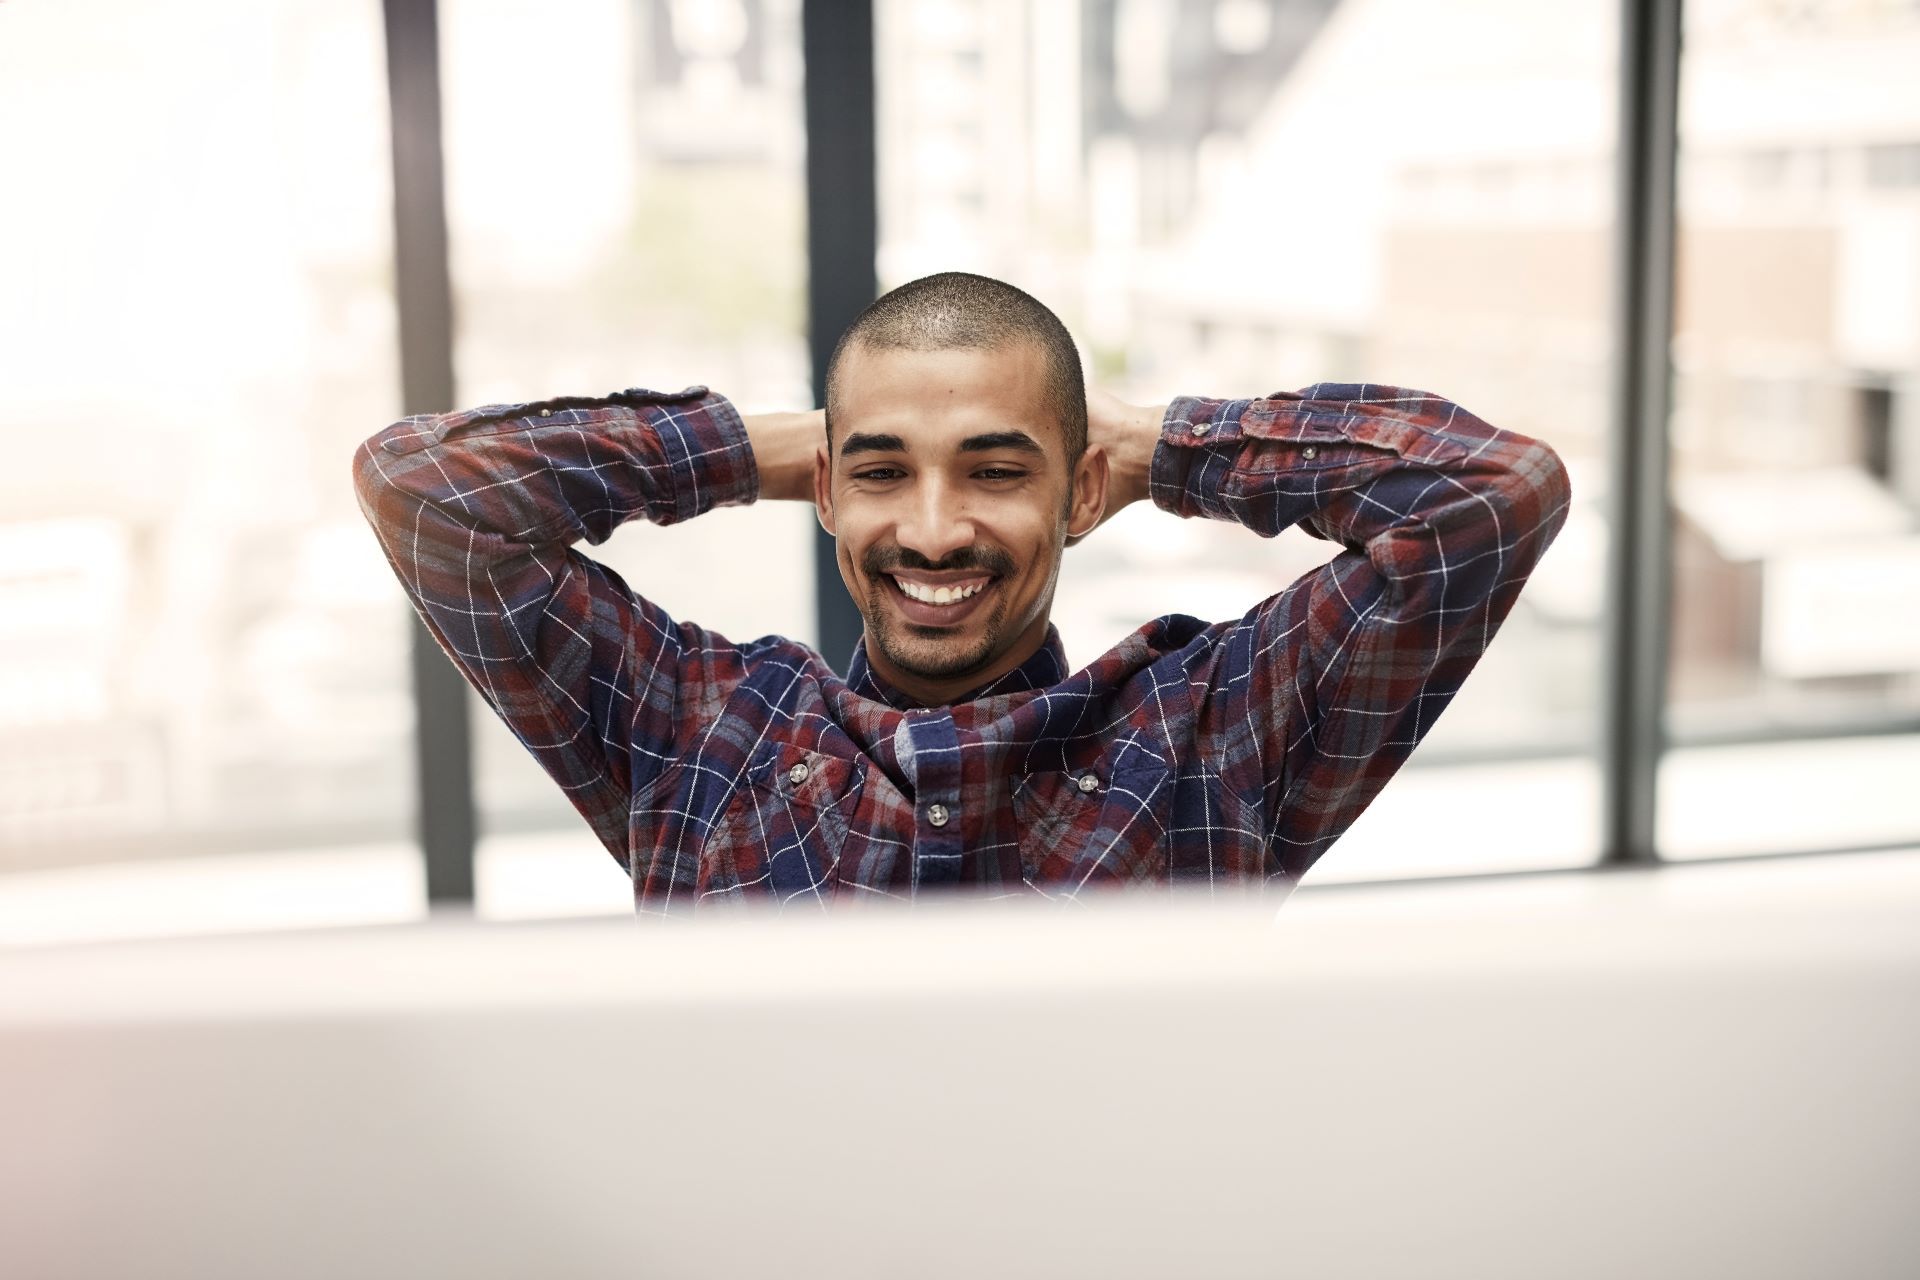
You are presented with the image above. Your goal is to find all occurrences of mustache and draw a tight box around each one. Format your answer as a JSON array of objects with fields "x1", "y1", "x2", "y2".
[{"x1": 862, "y1": 545, "x2": 1016, "y2": 578}]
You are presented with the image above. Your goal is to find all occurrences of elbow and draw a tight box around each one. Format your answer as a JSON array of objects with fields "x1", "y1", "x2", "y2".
[
  {"x1": 1490, "y1": 437, "x2": 1573, "y2": 585},
  {"x1": 349, "y1": 435, "x2": 388, "y2": 523},
  {"x1": 349, "y1": 426, "x2": 419, "y2": 538},
  {"x1": 1525, "y1": 437, "x2": 1574, "y2": 544},
  {"x1": 1486, "y1": 430, "x2": 1572, "y2": 548}
]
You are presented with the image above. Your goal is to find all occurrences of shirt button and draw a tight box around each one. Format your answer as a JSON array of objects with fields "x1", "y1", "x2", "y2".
[
  {"x1": 787, "y1": 762, "x2": 810, "y2": 785},
  {"x1": 926, "y1": 803, "x2": 950, "y2": 828},
  {"x1": 1190, "y1": 421, "x2": 1211, "y2": 436},
  {"x1": 1302, "y1": 445, "x2": 1317, "y2": 459},
  {"x1": 1077, "y1": 773, "x2": 1100, "y2": 793},
  {"x1": 539, "y1": 407, "x2": 553, "y2": 417}
]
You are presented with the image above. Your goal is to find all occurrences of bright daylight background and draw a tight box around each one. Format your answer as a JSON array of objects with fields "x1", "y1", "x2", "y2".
[{"x1": 1, "y1": 0, "x2": 1917, "y2": 943}]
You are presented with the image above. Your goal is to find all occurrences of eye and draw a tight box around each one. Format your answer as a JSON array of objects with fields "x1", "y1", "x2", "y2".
[
  {"x1": 975, "y1": 468, "x2": 1027, "y2": 481},
  {"x1": 852, "y1": 467, "x2": 904, "y2": 482}
]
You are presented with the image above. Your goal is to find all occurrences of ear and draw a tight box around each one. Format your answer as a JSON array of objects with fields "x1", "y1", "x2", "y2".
[
  {"x1": 812, "y1": 443, "x2": 836, "y2": 536},
  {"x1": 1062, "y1": 444, "x2": 1110, "y2": 549}
]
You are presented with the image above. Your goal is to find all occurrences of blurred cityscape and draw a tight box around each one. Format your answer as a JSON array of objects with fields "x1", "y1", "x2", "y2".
[{"x1": 1, "y1": 0, "x2": 1915, "y2": 880}]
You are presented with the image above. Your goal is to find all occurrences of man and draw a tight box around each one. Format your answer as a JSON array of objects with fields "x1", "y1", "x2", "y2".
[{"x1": 353, "y1": 272, "x2": 1571, "y2": 913}]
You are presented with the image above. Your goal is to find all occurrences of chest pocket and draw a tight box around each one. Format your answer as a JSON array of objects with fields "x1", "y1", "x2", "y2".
[
  {"x1": 1013, "y1": 751, "x2": 1172, "y2": 893},
  {"x1": 699, "y1": 741, "x2": 865, "y2": 904}
]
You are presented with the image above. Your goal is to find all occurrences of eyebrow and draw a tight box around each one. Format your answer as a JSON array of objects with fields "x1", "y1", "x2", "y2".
[
  {"x1": 958, "y1": 431, "x2": 1045, "y2": 457},
  {"x1": 838, "y1": 432, "x2": 908, "y2": 459},
  {"x1": 838, "y1": 430, "x2": 1046, "y2": 460}
]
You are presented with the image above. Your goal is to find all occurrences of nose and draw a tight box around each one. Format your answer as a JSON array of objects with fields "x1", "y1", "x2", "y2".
[{"x1": 894, "y1": 474, "x2": 975, "y2": 565}]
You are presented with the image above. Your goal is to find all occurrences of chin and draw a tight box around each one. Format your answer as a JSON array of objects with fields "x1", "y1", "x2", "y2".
[{"x1": 887, "y1": 634, "x2": 998, "y2": 682}]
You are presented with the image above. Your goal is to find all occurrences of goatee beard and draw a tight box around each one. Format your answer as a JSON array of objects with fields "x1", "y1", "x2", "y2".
[
  {"x1": 864, "y1": 584, "x2": 1006, "y2": 680},
  {"x1": 859, "y1": 544, "x2": 1018, "y2": 682}
]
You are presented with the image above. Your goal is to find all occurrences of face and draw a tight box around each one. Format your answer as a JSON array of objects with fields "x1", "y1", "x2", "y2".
[{"x1": 814, "y1": 339, "x2": 1107, "y2": 707}]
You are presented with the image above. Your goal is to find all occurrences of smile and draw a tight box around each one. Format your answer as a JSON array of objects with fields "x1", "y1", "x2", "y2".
[
  {"x1": 890, "y1": 574, "x2": 992, "y2": 604},
  {"x1": 884, "y1": 573, "x2": 999, "y2": 624}
]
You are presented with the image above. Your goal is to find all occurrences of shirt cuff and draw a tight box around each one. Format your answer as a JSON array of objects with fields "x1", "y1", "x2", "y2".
[
  {"x1": 627, "y1": 385, "x2": 761, "y2": 524},
  {"x1": 1148, "y1": 394, "x2": 1254, "y2": 523}
]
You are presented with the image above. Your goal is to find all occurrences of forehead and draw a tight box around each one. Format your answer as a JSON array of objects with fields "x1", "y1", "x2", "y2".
[{"x1": 836, "y1": 340, "x2": 1058, "y2": 452}]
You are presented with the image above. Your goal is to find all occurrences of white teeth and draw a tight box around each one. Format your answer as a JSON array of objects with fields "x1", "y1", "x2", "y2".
[{"x1": 894, "y1": 577, "x2": 988, "y2": 605}]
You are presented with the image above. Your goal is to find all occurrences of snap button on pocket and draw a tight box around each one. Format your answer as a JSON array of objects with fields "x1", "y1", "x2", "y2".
[{"x1": 788, "y1": 762, "x2": 810, "y2": 785}]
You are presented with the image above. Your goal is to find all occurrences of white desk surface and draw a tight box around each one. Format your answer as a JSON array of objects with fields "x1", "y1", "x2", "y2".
[{"x1": 3, "y1": 851, "x2": 1917, "y2": 1279}]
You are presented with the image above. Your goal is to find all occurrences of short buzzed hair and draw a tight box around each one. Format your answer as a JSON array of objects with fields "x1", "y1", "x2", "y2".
[{"x1": 823, "y1": 272, "x2": 1088, "y2": 464}]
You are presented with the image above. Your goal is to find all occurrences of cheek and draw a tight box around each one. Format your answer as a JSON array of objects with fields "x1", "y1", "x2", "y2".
[
  {"x1": 1008, "y1": 516, "x2": 1059, "y2": 568},
  {"x1": 843, "y1": 544, "x2": 872, "y2": 590},
  {"x1": 832, "y1": 530, "x2": 864, "y2": 582},
  {"x1": 837, "y1": 506, "x2": 886, "y2": 549}
]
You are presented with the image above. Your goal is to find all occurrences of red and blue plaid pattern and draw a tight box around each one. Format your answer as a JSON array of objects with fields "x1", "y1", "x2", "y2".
[{"x1": 352, "y1": 381, "x2": 1570, "y2": 913}]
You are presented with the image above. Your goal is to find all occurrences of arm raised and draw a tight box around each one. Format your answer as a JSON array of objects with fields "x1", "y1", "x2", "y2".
[
  {"x1": 350, "y1": 385, "x2": 761, "y2": 870},
  {"x1": 1147, "y1": 383, "x2": 1573, "y2": 880}
]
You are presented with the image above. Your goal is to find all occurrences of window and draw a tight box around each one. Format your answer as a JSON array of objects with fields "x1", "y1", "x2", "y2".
[
  {"x1": 875, "y1": 0, "x2": 1617, "y2": 882},
  {"x1": 437, "y1": 0, "x2": 817, "y2": 915},
  {"x1": 0, "y1": 0, "x2": 419, "y2": 935},
  {"x1": 6, "y1": 0, "x2": 1907, "y2": 945},
  {"x1": 1662, "y1": 0, "x2": 1920, "y2": 860}
]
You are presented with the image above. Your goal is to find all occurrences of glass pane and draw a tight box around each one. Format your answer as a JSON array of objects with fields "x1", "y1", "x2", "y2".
[
  {"x1": 875, "y1": 0, "x2": 1615, "y2": 882},
  {"x1": 437, "y1": 0, "x2": 816, "y2": 913},
  {"x1": 1662, "y1": 0, "x2": 1920, "y2": 860},
  {"x1": 0, "y1": 0, "x2": 419, "y2": 937}
]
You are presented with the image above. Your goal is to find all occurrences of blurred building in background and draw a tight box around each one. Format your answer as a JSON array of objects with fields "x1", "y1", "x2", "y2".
[
  {"x1": 871, "y1": 0, "x2": 1920, "y2": 869},
  {"x1": 0, "y1": 1, "x2": 410, "y2": 869},
  {"x1": 1, "y1": 0, "x2": 1915, "y2": 922}
]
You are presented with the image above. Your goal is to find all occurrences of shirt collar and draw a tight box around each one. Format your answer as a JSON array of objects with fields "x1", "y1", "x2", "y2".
[{"x1": 846, "y1": 625, "x2": 1070, "y2": 708}]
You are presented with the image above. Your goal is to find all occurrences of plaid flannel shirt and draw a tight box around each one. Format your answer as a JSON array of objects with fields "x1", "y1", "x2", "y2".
[{"x1": 352, "y1": 382, "x2": 1570, "y2": 914}]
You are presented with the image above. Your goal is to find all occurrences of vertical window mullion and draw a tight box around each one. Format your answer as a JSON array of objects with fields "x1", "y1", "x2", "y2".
[
  {"x1": 1600, "y1": 0, "x2": 1683, "y2": 867},
  {"x1": 802, "y1": 0, "x2": 878, "y2": 675},
  {"x1": 383, "y1": 0, "x2": 475, "y2": 905}
]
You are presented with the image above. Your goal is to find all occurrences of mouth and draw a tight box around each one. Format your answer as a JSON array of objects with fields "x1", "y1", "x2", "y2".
[{"x1": 883, "y1": 572, "x2": 1000, "y2": 627}]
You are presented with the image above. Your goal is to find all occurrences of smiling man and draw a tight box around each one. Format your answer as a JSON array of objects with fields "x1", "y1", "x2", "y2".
[
  {"x1": 353, "y1": 272, "x2": 1571, "y2": 913},
  {"x1": 812, "y1": 314, "x2": 1104, "y2": 708}
]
